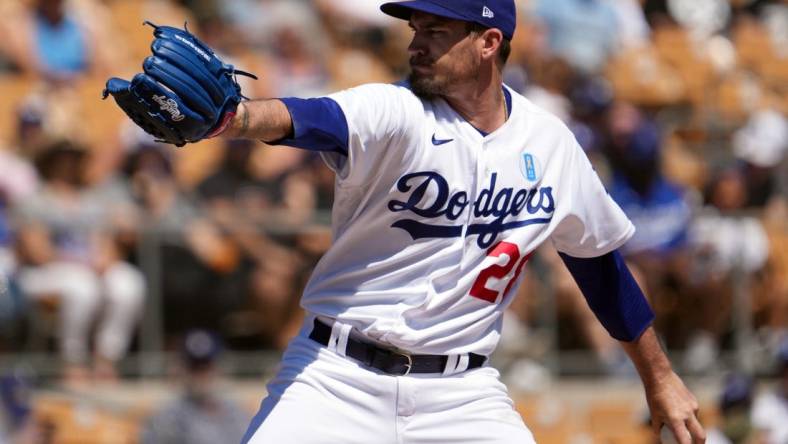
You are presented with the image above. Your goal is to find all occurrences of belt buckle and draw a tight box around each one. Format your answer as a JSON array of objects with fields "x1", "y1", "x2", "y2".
[{"x1": 391, "y1": 350, "x2": 413, "y2": 376}]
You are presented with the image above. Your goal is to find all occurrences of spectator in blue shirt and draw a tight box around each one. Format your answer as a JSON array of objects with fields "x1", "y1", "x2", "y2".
[
  {"x1": 532, "y1": 0, "x2": 620, "y2": 73},
  {"x1": 606, "y1": 105, "x2": 691, "y2": 258}
]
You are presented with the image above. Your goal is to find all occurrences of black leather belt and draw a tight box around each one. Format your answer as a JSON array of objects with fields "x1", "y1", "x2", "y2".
[{"x1": 308, "y1": 318, "x2": 486, "y2": 376}]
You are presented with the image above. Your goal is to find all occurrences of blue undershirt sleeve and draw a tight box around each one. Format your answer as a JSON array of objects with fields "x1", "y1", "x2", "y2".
[
  {"x1": 558, "y1": 250, "x2": 654, "y2": 342},
  {"x1": 272, "y1": 97, "x2": 349, "y2": 155}
]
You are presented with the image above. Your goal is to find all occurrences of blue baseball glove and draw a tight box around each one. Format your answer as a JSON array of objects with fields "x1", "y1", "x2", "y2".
[{"x1": 103, "y1": 22, "x2": 256, "y2": 147}]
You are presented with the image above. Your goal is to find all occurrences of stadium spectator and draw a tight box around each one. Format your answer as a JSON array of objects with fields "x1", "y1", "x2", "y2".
[
  {"x1": 707, "y1": 373, "x2": 764, "y2": 444},
  {"x1": 140, "y1": 329, "x2": 248, "y2": 444},
  {"x1": 0, "y1": 0, "x2": 109, "y2": 81},
  {"x1": 566, "y1": 76, "x2": 615, "y2": 154},
  {"x1": 0, "y1": 103, "x2": 42, "y2": 207},
  {"x1": 692, "y1": 167, "x2": 770, "y2": 282},
  {"x1": 316, "y1": 0, "x2": 392, "y2": 29},
  {"x1": 531, "y1": 0, "x2": 620, "y2": 73},
  {"x1": 687, "y1": 166, "x2": 770, "y2": 371},
  {"x1": 123, "y1": 142, "x2": 245, "y2": 337},
  {"x1": 11, "y1": 140, "x2": 145, "y2": 384},
  {"x1": 732, "y1": 107, "x2": 788, "y2": 208},
  {"x1": 522, "y1": 56, "x2": 574, "y2": 123},
  {"x1": 268, "y1": 24, "x2": 330, "y2": 96},
  {"x1": 601, "y1": 103, "x2": 703, "y2": 356},
  {"x1": 196, "y1": 139, "x2": 279, "y2": 225},
  {"x1": 604, "y1": 0, "x2": 652, "y2": 48},
  {"x1": 0, "y1": 102, "x2": 44, "y2": 282},
  {"x1": 314, "y1": 0, "x2": 405, "y2": 79},
  {"x1": 185, "y1": 12, "x2": 276, "y2": 100},
  {"x1": 247, "y1": 250, "x2": 306, "y2": 350},
  {"x1": 220, "y1": 0, "x2": 321, "y2": 50},
  {"x1": 219, "y1": 0, "x2": 331, "y2": 96},
  {"x1": 606, "y1": 107, "x2": 692, "y2": 259},
  {"x1": 195, "y1": 138, "x2": 307, "y2": 348},
  {"x1": 0, "y1": 101, "x2": 50, "y2": 352},
  {"x1": 0, "y1": 368, "x2": 57, "y2": 444},
  {"x1": 752, "y1": 200, "x2": 788, "y2": 346}
]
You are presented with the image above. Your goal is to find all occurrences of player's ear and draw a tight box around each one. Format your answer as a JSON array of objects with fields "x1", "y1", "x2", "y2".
[{"x1": 479, "y1": 28, "x2": 504, "y2": 64}]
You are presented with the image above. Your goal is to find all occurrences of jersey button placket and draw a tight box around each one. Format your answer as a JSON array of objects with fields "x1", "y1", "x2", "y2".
[
  {"x1": 461, "y1": 139, "x2": 484, "y2": 259},
  {"x1": 482, "y1": 137, "x2": 494, "y2": 177},
  {"x1": 475, "y1": 140, "x2": 491, "y2": 235}
]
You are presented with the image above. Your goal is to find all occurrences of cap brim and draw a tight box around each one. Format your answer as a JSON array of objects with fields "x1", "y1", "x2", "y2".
[{"x1": 380, "y1": 1, "x2": 469, "y2": 23}]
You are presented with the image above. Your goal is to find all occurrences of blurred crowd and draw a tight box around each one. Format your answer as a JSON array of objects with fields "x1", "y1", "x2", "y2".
[{"x1": 0, "y1": 0, "x2": 786, "y2": 439}]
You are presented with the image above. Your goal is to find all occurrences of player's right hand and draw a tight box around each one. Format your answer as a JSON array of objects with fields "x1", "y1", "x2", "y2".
[
  {"x1": 102, "y1": 21, "x2": 256, "y2": 147},
  {"x1": 646, "y1": 371, "x2": 706, "y2": 444}
]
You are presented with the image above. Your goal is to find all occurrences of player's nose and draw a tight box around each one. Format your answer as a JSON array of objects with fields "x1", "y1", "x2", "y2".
[{"x1": 407, "y1": 37, "x2": 427, "y2": 59}]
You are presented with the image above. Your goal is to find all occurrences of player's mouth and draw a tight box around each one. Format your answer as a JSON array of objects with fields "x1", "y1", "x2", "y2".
[
  {"x1": 410, "y1": 61, "x2": 435, "y2": 73},
  {"x1": 410, "y1": 57, "x2": 434, "y2": 72},
  {"x1": 411, "y1": 65, "x2": 433, "y2": 74}
]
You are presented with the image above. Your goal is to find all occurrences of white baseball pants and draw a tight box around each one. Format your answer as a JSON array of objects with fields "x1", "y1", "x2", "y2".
[
  {"x1": 242, "y1": 316, "x2": 536, "y2": 444},
  {"x1": 16, "y1": 261, "x2": 145, "y2": 363}
]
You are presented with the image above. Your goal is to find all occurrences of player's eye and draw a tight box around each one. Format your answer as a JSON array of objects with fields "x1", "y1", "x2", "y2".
[{"x1": 407, "y1": 23, "x2": 445, "y2": 37}]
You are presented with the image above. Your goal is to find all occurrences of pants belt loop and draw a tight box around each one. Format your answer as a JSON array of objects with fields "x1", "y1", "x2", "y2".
[
  {"x1": 327, "y1": 319, "x2": 353, "y2": 357},
  {"x1": 454, "y1": 354, "x2": 470, "y2": 375},
  {"x1": 336, "y1": 324, "x2": 352, "y2": 357},
  {"x1": 442, "y1": 355, "x2": 459, "y2": 376},
  {"x1": 327, "y1": 320, "x2": 342, "y2": 353}
]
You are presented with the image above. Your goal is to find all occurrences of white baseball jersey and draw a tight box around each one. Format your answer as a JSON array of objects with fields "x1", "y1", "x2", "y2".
[{"x1": 301, "y1": 82, "x2": 634, "y2": 357}]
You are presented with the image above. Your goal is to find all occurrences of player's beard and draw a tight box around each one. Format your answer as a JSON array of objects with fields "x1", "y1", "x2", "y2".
[
  {"x1": 408, "y1": 70, "x2": 448, "y2": 100},
  {"x1": 408, "y1": 47, "x2": 481, "y2": 100}
]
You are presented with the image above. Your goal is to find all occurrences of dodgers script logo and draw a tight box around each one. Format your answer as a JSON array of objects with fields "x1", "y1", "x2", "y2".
[{"x1": 388, "y1": 172, "x2": 555, "y2": 248}]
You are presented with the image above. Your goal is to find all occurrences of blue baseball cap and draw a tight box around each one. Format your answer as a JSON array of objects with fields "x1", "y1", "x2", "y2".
[
  {"x1": 719, "y1": 373, "x2": 753, "y2": 412},
  {"x1": 181, "y1": 329, "x2": 223, "y2": 369},
  {"x1": 381, "y1": 0, "x2": 516, "y2": 40}
]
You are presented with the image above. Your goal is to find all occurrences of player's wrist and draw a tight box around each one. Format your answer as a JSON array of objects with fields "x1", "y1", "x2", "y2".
[{"x1": 223, "y1": 101, "x2": 250, "y2": 139}]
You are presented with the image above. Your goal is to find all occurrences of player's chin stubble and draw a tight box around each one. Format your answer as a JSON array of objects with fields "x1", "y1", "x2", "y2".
[
  {"x1": 409, "y1": 68, "x2": 482, "y2": 100},
  {"x1": 408, "y1": 49, "x2": 480, "y2": 100},
  {"x1": 408, "y1": 71, "x2": 447, "y2": 100}
]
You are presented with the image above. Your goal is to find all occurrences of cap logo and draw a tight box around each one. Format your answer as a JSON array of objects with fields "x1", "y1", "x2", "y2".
[{"x1": 482, "y1": 6, "x2": 494, "y2": 18}]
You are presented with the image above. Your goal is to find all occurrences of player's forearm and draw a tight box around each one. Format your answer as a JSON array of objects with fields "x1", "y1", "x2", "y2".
[
  {"x1": 623, "y1": 326, "x2": 705, "y2": 443},
  {"x1": 620, "y1": 327, "x2": 674, "y2": 389},
  {"x1": 225, "y1": 99, "x2": 294, "y2": 142}
]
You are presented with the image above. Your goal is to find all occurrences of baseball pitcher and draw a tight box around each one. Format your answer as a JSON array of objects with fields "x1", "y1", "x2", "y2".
[{"x1": 103, "y1": 1, "x2": 705, "y2": 443}]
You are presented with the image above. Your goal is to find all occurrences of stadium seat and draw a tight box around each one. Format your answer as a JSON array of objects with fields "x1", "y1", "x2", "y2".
[
  {"x1": 34, "y1": 396, "x2": 139, "y2": 444},
  {"x1": 606, "y1": 47, "x2": 686, "y2": 106},
  {"x1": 107, "y1": 0, "x2": 195, "y2": 63},
  {"x1": 712, "y1": 71, "x2": 763, "y2": 124},
  {"x1": 76, "y1": 76, "x2": 127, "y2": 149},
  {"x1": 652, "y1": 25, "x2": 715, "y2": 108}
]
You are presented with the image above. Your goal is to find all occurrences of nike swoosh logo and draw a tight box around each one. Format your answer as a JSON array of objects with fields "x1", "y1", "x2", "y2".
[{"x1": 431, "y1": 134, "x2": 454, "y2": 146}]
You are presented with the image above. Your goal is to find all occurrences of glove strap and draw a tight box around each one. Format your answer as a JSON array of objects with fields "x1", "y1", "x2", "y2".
[{"x1": 206, "y1": 111, "x2": 237, "y2": 139}]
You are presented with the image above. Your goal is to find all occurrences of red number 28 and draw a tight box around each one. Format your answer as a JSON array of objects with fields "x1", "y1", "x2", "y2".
[{"x1": 469, "y1": 241, "x2": 532, "y2": 303}]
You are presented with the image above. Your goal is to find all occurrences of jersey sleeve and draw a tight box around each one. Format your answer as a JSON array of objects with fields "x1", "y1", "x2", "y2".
[
  {"x1": 275, "y1": 97, "x2": 349, "y2": 154},
  {"x1": 550, "y1": 131, "x2": 635, "y2": 258},
  {"x1": 320, "y1": 83, "x2": 415, "y2": 187}
]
